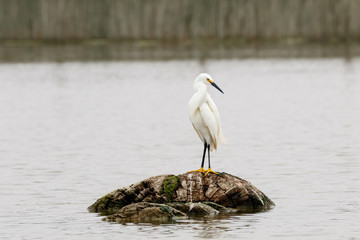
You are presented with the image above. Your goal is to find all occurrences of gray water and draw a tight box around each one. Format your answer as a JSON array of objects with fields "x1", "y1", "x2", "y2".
[{"x1": 0, "y1": 58, "x2": 359, "y2": 239}]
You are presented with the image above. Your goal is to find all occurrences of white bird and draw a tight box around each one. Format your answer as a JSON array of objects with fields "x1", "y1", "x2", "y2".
[{"x1": 188, "y1": 73, "x2": 226, "y2": 176}]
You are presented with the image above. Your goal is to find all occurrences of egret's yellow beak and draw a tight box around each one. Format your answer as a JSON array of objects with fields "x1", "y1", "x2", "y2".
[{"x1": 210, "y1": 81, "x2": 224, "y2": 94}]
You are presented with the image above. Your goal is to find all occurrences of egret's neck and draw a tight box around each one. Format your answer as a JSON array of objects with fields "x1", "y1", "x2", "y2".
[
  {"x1": 189, "y1": 82, "x2": 207, "y2": 113},
  {"x1": 194, "y1": 82, "x2": 207, "y2": 98}
]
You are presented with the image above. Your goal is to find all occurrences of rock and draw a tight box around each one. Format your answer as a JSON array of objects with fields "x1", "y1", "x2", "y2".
[
  {"x1": 88, "y1": 172, "x2": 275, "y2": 223},
  {"x1": 202, "y1": 202, "x2": 237, "y2": 213},
  {"x1": 104, "y1": 202, "x2": 187, "y2": 223},
  {"x1": 168, "y1": 202, "x2": 219, "y2": 216},
  {"x1": 88, "y1": 174, "x2": 172, "y2": 215}
]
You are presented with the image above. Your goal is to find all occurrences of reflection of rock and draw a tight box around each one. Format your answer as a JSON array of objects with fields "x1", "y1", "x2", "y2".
[{"x1": 88, "y1": 172, "x2": 275, "y2": 223}]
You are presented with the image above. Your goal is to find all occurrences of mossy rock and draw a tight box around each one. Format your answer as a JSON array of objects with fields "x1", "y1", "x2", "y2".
[{"x1": 88, "y1": 172, "x2": 275, "y2": 223}]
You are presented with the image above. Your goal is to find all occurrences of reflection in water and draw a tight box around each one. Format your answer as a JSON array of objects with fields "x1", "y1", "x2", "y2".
[
  {"x1": 134, "y1": 215, "x2": 258, "y2": 239},
  {"x1": 0, "y1": 58, "x2": 359, "y2": 239}
]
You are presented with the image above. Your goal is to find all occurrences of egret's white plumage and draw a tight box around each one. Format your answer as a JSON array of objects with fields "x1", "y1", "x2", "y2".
[{"x1": 188, "y1": 73, "x2": 226, "y2": 174}]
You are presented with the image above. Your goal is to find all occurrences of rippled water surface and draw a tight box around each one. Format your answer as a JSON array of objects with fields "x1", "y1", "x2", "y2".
[{"x1": 0, "y1": 58, "x2": 359, "y2": 239}]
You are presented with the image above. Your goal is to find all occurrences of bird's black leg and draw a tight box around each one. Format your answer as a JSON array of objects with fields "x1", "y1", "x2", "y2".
[
  {"x1": 207, "y1": 144, "x2": 211, "y2": 169},
  {"x1": 205, "y1": 144, "x2": 218, "y2": 176},
  {"x1": 200, "y1": 141, "x2": 207, "y2": 168},
  {"x1": 188, "y1": 142, "x2": 207, "y2": 173}
]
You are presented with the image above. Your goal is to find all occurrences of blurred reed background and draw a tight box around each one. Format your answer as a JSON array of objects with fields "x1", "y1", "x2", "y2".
[
  {"x1": 0, "y1": 0, "x2": 360, "y2": 61},
  {"x1": 1, "y1": 0, "x2": 360, "y2": 41}
]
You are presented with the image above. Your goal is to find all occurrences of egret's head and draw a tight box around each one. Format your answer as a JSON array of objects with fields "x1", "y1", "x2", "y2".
[{"x1": 194, "y1": 73, "x2": 224, "y2": 94}]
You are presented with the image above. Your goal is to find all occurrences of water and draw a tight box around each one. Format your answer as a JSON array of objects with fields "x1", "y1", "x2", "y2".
[{"x1": 0, "y1": 58, "x2": 359, "y2": 239}]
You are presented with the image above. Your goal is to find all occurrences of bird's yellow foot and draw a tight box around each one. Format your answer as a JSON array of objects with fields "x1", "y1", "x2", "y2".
[
  {"x1": 188, "y1": 167, "x2": 206, "y2": 173},
  {"x1": 205, "y1": 168, "x2": 219, "y2": 176}
]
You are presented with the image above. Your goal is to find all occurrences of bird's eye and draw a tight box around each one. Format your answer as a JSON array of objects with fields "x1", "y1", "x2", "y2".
[{"x1": 207, "y1": 78, "x2": 213, "y2": 83}]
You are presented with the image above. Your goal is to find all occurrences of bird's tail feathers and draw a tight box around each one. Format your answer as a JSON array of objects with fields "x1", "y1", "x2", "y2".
[{"x1": 218, "y1": 127, "x2": 227, "y2": 145}]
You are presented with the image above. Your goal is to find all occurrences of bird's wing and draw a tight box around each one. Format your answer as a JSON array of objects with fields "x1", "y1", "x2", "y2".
[
  {"x1": 199, "y1": 101, "x2": 218, "y2": 149},
  {"x1": 206, "y1": 94, "x2": 227, "y2": 145},
  {"x1": 191, "y1": 122, "x2": 202, "y2": 140},
  {"x1": 206, "y1": 95, "x2": 221, "y2": 130}
]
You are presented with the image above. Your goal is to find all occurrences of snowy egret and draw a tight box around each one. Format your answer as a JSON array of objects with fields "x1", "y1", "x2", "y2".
[{"x1": 188, "y1": 73, "x2": 226, "y2": 176}]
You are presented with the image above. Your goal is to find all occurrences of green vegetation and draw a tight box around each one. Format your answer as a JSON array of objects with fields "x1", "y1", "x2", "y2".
[{"x1": 162, "y1": 176, "x2": 179, "y2": 202}]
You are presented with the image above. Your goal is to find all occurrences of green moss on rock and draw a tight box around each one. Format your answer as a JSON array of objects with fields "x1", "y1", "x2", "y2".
[
  {"x1": 88, "y1": 191, "x2": 125, "y2": 215},
  {"x1": 162, "y1": 176, "x2": 179, "y2": 202}
]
